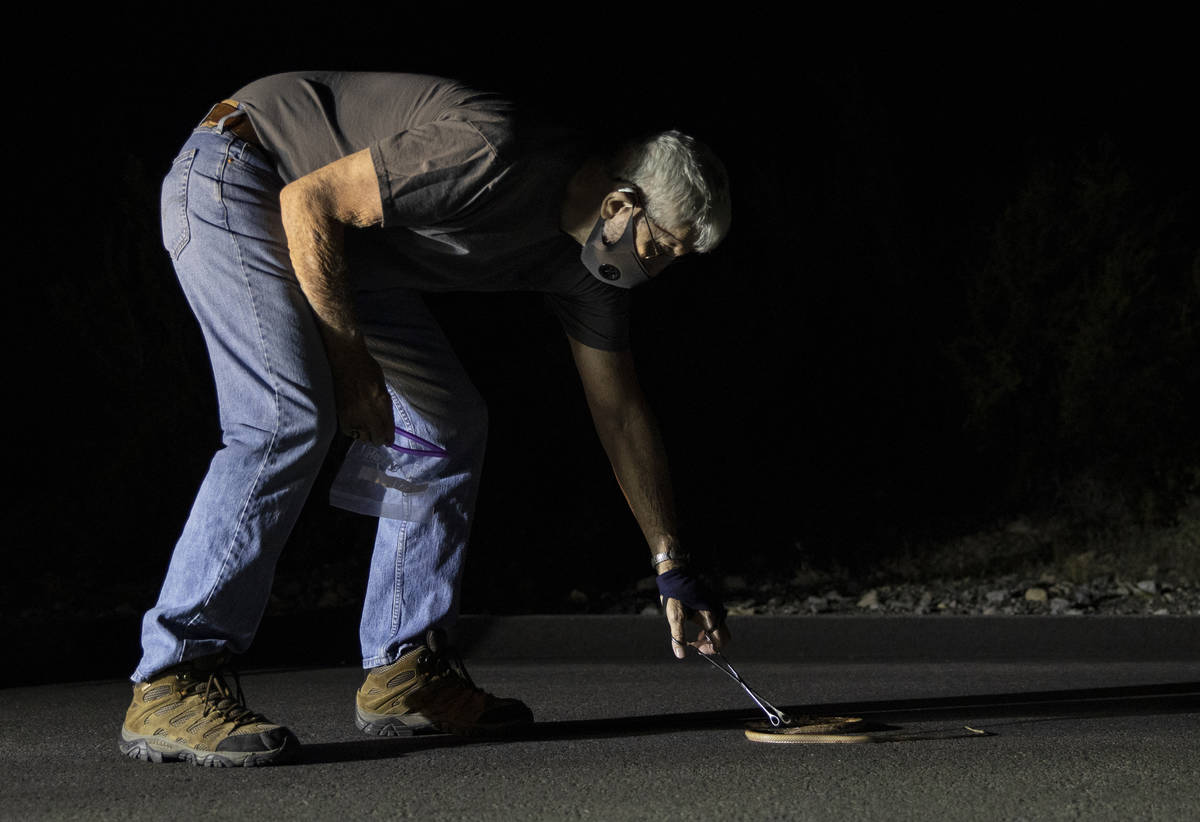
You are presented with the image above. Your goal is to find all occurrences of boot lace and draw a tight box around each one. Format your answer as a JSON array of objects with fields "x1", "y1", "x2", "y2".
[
  {"x1": 417, "y1": 644, "x2": 497, "y2": 718},
  {"x1": 180, "y1": 669, "x2": 268, "y2": 728}
]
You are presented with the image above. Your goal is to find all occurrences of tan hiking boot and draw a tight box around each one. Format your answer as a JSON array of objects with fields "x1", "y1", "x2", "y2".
[
  {"x1": 119, "y1": 655, "x2": 299, "y2": 767},
  {"x1": 356, "y1": 629, "x2": 533, "y2": 737}
]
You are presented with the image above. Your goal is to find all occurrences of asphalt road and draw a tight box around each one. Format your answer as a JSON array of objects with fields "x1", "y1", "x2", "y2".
[{"x1": 3, "y1": 617, "x2": 1198, "y2": 821}]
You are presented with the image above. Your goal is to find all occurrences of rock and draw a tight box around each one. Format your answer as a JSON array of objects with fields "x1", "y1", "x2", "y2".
[
  {"x1": 640, "y1": 604, "x2": 661, "y2": 616},
  {"x1": 857, "y1": 589, "x2": 880, "y2": 609},
  {"x1": 806, "y1": 596, "x2": 828, "y2": 614},
  {"x1": 568, "y1": 589, "x2": 588, "y2": 606},
  {"x1": 1136, "y1": 580, "x2": 1158, "y2": 595},
  {"x1": 985, "y1": 590, "x2": 1008, "y2": 604},
  {"x1": 1025, "y1": 587, "x2": 1049, "y2": 603},
  {"x1": 1050, "y1": 597, "x2": 1071, "y2": 614}
]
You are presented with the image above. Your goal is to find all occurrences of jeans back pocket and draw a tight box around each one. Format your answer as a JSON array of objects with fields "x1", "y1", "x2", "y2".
[{"x1": 160, "y1": 148, "x2": 196, "y2": 260}]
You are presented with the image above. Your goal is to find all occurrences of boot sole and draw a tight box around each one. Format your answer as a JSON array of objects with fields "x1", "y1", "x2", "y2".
[
  {"x1": 355, "y1": 707, "x2": 440, "y2": 737},
  {"x1": 355, "y1": 706, "x2": 533, "y2": 738},
  {"x1": 118, "y1": 728, "x2": 299, "y2": 767}
]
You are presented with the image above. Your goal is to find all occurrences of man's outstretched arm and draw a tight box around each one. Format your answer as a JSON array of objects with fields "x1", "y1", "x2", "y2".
[{"x1": 568, "y1": 336, "x2": 730, "y2": 658}]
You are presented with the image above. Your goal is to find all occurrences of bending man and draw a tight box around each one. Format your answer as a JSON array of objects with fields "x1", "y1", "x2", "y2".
[{"x1": 122, "y1": 71, "x2": 733, "y2": 766}]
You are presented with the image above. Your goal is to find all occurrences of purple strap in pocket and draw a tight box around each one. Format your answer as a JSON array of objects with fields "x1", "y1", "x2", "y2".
[{"x1": 386, "y1": 426, "x2": 447, "y2": 457}]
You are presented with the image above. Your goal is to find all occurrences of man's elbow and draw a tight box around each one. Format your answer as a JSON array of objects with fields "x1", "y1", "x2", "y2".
[{"x1": 279, "y1": 178, "x2": 319, "y2": 220}]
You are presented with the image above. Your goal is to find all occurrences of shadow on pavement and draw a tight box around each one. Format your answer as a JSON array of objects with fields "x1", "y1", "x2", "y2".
[
  {"x1": 292, "y1": 681, "x2": 1199, "y2": 765},
  {"x1": 827, "y1": 680, "x2": 1200, "y2": 723},
  {"x1": 298, "y1": 735, "x2": 473, "y2": 764}
]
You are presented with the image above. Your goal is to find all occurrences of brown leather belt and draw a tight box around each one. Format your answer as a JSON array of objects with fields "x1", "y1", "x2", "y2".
[{"x1": 199, "y1": 99, "x2": 262, "y2": 147}]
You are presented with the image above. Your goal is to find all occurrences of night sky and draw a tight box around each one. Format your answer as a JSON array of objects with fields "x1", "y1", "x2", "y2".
[{"x1": 16, "y1": 19, "x2": 1197, "y2": 629}]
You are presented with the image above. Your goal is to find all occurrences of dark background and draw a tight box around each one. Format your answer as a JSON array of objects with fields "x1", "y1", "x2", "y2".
[{"x1": 11, "y1": 18, "x2": 1197, "y2": 673}]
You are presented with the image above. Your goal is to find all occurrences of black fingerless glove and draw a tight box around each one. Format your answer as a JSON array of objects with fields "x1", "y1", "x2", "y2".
[{"x1": 655, "y1": 568, "x2": 727, "y2": 624}]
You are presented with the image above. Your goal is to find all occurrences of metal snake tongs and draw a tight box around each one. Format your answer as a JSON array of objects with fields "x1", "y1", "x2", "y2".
[{"x1": 693, "y1": 637, "x2": 793, "y2": 727}]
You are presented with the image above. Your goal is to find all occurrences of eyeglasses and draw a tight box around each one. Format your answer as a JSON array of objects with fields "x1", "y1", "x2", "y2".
[
  {"x1": 616, "y1": 185, "x2": 681, "y2": 262},
  {"x1": 641, "y1": 212, "x2": 668, "y2": 261}
]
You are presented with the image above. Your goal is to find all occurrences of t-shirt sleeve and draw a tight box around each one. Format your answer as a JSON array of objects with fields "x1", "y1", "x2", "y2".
[
  {"x1": 370, "y1": 116, "x2": 512, "y2": 227},
  {"x1": 544, "y1": 284, "x2": 632, "y2": 352}
]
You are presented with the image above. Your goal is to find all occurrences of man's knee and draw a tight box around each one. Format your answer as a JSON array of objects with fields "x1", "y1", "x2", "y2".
[
  {"x1": 288, "y1": 388, "x2": 338, "y2": 459},
  {"x1": 223, "y1": 381, "x2": 336, "y2": 465}
]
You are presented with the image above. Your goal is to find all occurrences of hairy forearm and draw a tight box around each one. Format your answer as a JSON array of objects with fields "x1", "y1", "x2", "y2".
[
  {"x1": 275, "y1": 149, "x2": 391, "y2": 443},
  {"x1": 592, "y1": 400, "x2": 685, "y2": 569},
  {"x1": 278, "y1": 148, "x2": 382, "y2": 354},
  {"x1": 279, "y1": 184, "x2": 362, "y2": 350}
]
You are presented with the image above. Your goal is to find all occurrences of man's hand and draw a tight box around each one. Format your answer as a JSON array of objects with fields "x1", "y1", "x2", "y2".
[
  {"x1": 326, "y1": 339, "x2": 394, "y2": 446},
  {"x1": 657, "y1": 568, "x2": 731, "y2": 659}
]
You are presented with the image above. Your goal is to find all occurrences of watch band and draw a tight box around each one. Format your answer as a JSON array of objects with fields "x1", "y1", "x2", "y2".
[{"x1": 651, "y1": 549, "x2": 690, "y2": 569}]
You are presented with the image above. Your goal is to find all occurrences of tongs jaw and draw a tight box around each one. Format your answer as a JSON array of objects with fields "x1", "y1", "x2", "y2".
[{"x1": 693, "y1": 636, "x2": 793, "y2": 727}]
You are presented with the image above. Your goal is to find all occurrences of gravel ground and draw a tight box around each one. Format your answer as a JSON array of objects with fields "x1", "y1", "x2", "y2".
[
  {"x1": 608, "y1": 510, "x2": 1200, "y2": 619},
  {"x1": 599, "y1": 562, "x2": 1199, "y2": 620},
  {"x1": 713, "y1": 567, "x2": 1198, "y2": 617}
]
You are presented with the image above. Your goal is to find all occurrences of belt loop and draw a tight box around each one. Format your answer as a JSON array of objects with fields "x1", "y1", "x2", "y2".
[{"x1": 214, "y1": 107, "x2": 245, "y2": 136}]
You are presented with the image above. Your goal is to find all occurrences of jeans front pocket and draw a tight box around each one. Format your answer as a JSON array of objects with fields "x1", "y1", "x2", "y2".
[{"x1": 161, "y1": 148, "x2": 196, "y2": 260}]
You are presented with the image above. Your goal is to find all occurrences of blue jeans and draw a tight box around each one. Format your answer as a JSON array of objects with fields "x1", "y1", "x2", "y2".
[{"x1": 134, "y1": 123, "x2": 486, "y2": 680}]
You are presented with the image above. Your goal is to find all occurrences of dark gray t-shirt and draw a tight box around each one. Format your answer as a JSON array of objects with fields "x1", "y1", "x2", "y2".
[{"x1": 232, "y1": 71, "x2": 629, "y2": 350}]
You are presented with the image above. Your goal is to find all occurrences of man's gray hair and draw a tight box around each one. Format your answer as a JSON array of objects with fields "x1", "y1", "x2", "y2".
[{"x1": 611, "y1": 130, "x2": 731, "y2": 254}]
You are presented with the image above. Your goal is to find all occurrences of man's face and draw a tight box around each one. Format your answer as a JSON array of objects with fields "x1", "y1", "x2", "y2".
[{"x1": 602, "y1": 190, "x2": 692, "y2": 280}]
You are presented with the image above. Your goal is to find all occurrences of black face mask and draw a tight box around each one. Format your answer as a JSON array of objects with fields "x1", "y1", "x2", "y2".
[{"x1": 579, "y1": 200, "x2": 653, "y2": 290}]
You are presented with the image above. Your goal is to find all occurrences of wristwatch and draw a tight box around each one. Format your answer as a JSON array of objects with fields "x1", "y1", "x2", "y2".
[{"x1": 651, "y1": 548, "x2": 690, "y2": 570}]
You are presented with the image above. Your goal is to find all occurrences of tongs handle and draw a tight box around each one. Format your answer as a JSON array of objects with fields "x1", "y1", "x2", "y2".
[{"x1": 693, "y1": 642, "x2": 792, "y2": 727}]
